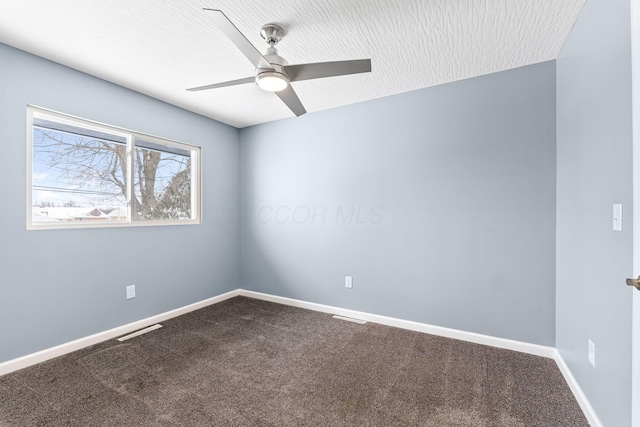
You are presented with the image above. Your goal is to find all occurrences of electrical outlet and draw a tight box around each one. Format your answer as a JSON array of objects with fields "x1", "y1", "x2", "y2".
[
  {"x1": 588, "y1": 340, "x2": 595, "y2": 367},
  {"x1": 126, "y1": 285, "x2": 136, "y2": 300},
  {"x1": 345, "y1": 276, "x2": 353, "y2": 289}
]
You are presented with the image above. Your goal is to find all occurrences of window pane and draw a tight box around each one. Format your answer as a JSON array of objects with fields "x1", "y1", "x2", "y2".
[
  {"x1": 32, "y1": 120, "x2": 128, "y2": 224},
  {"x1": 133, "y1": 139, "x2": 192, "y2": 220},
  {"x1": 28, "y1": 107, "x2": 200, "y2": 229}
]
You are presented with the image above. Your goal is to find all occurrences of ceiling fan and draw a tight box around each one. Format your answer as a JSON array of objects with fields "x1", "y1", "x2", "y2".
[{"x1": 187, "y1": 9, "x2": 372, "y2": 117}]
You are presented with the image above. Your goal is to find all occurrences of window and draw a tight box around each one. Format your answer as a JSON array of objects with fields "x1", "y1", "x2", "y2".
[{"x1": 27, "y1": 106, "x2": 201, "y2": 229}]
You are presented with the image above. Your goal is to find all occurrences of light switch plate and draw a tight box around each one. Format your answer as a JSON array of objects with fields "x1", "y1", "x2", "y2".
[{"x1": 613, "y1": 204, "x2": 623, "y2": 232}]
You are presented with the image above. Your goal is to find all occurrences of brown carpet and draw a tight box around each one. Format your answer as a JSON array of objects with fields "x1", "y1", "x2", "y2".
[{"x1": 0, "y1": 296, "x2": 588, "y2": 426}]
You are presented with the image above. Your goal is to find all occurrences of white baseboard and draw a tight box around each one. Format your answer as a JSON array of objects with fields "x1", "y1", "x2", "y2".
[
  {"x1": 554, "y1": 350, "x2": 602, "y2": 427},
  {"x1": 0, "y1": 289, "x2": 240, "y2": 377},
  {"x1": 237, "y1": 289, "x2": 556, "y2": 359}
]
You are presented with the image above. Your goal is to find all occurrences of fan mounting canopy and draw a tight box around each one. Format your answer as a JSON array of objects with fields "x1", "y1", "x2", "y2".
[{"x1": 260, "y1": 24, "x2": 284, "y2": 46}]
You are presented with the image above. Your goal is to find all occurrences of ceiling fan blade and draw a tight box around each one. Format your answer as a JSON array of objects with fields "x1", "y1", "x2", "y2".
[
  {"x1": 187, "y1": 77, "x2": 255, "y2": 92},
  {"x1": 275, "y1": 85, "x2": 307, "y2": 117},
  {"x1": 284, "y1": 59, "x2": 371, "y2": 82},
  {"x1": 203, "y1": 9, "x2": 272, "y2": 70}
]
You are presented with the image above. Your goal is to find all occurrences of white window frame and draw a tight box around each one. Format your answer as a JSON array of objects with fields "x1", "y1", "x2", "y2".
[{"x1": 27, "y1": 106, "x2": 202, "y2": 230}]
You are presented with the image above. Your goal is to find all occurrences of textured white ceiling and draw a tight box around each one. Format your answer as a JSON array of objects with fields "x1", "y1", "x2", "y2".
[{"x1": 0, "y1": 0, "x2": 585, "y2": 128}]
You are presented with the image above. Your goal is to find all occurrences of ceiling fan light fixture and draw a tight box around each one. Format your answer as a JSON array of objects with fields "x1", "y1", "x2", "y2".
[
  {"x1": 188, "y1": 10, "x2": 371, "y2": 117},
  {"x1": 256, "y1": 71, "x2": 289, "y2": 92}
]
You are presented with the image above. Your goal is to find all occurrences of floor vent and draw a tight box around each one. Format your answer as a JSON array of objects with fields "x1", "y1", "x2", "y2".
[
  {"x1": 332, "y1": 315, "x2": 367, "y2": 324},
  {"x1": 117, "y1": 324, "x2": 163, "y2": 342}
]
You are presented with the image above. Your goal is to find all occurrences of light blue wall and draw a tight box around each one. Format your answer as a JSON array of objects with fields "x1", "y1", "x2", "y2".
[
  {"x1": 0, "y1": 43, "x2": 240, "y2": 363},
  {"x1": 556, "y1": 0, "x2": 634, "y2": 425},
  {"x1": 240, "y1": 62, "x2": 557, "y2": 346}
]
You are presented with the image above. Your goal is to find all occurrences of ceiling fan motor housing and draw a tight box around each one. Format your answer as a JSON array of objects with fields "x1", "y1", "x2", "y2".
[
  {"x1": 260, "y1": 46, "x2": 288, "y2": 70},
  {"x1": 255, "y1": 46, "x2": 290, "y2": 90}
]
